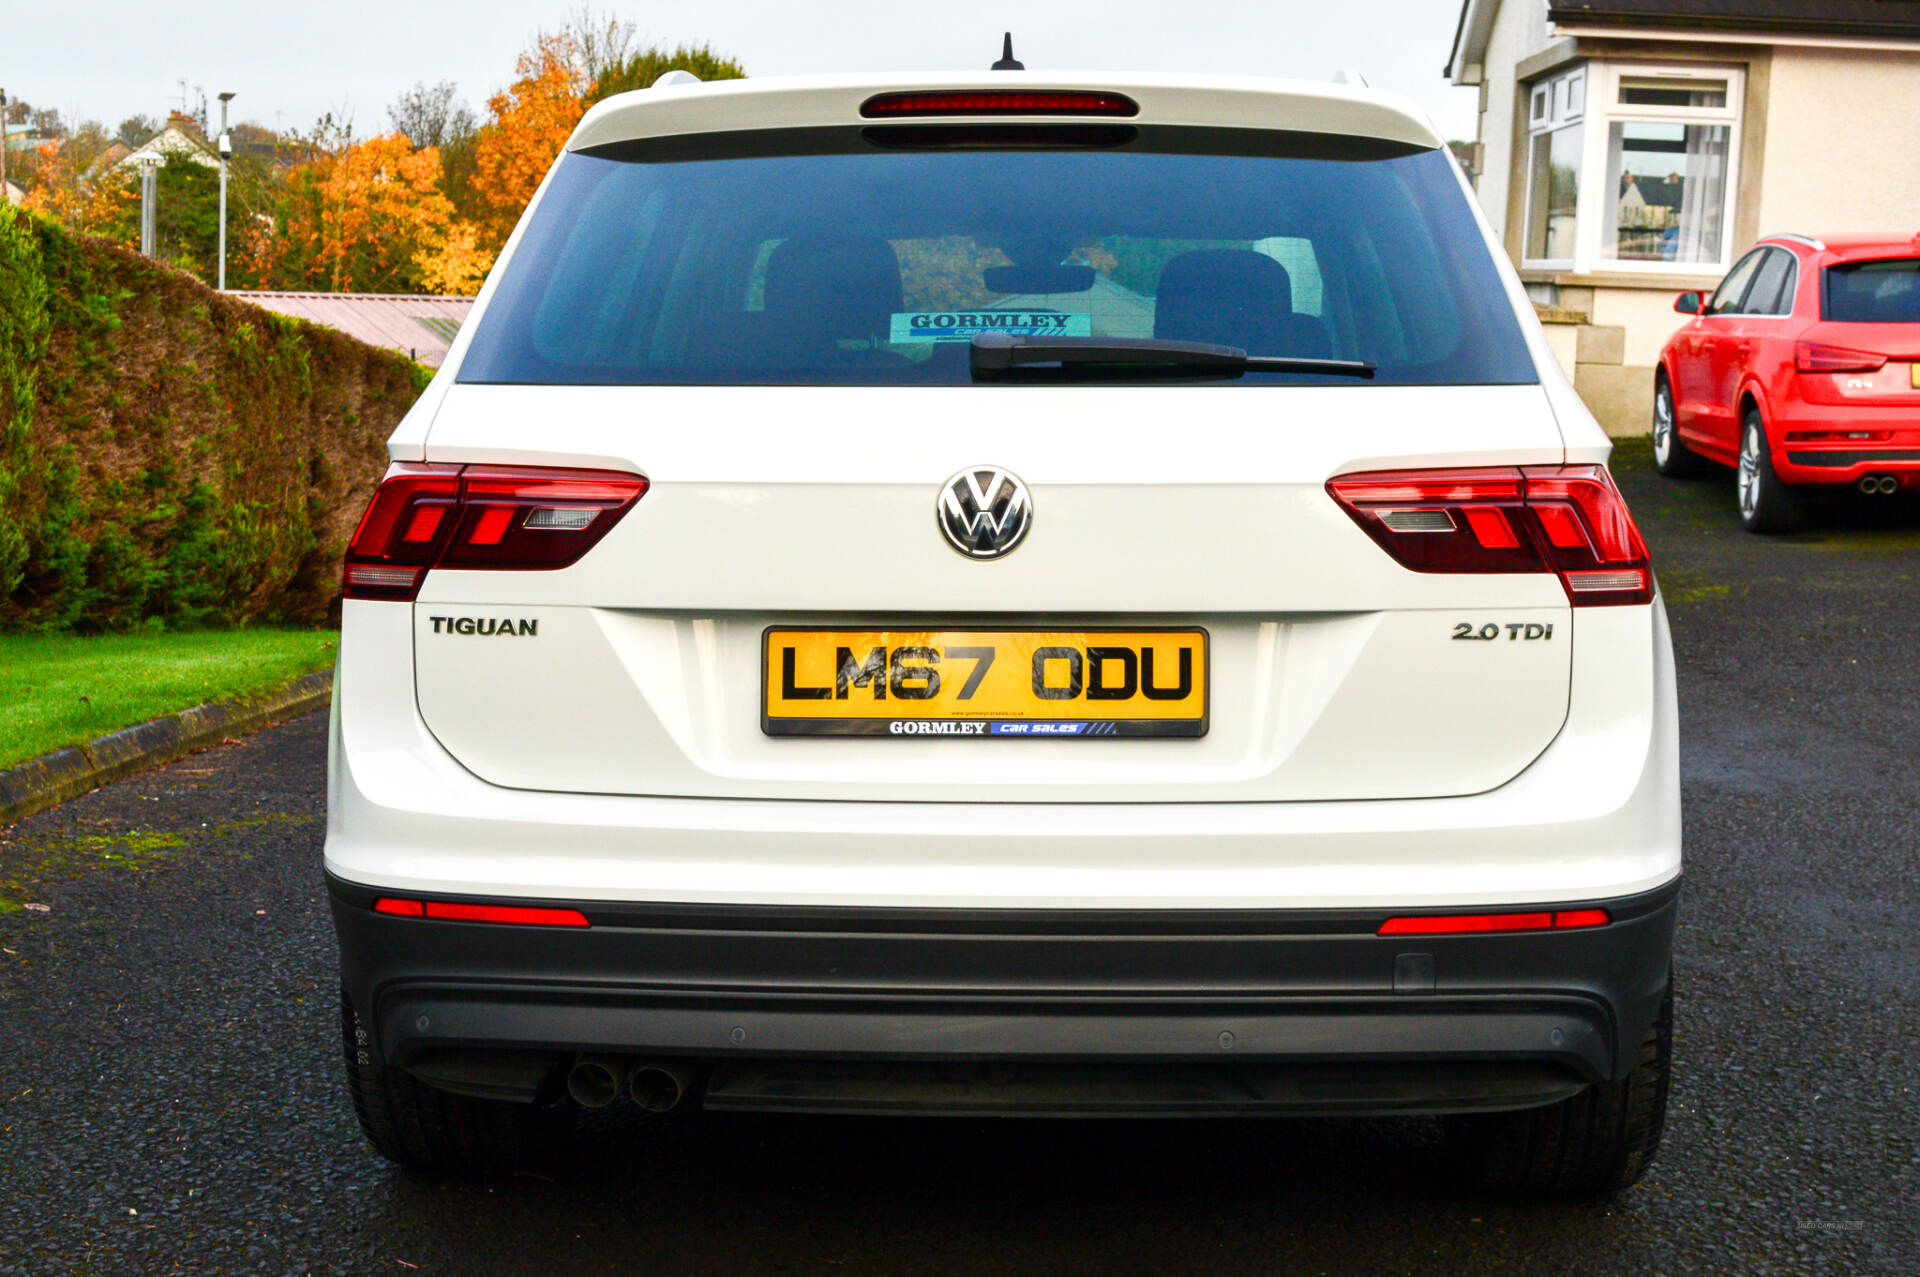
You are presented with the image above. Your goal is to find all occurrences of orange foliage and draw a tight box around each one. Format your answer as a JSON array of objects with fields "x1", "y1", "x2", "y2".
[
  {"x1": 19, "y1": 142, "x2": 133, "y2": 237},
  {"x1": 248, "y1": 133, "x2": 488, "y2": 295},
  {"x1": 473, "y1": 30, "x2": 589, "y2": 248},
  {"x1": 415, "y1": 219, "x2": 492, "y2": 296}
]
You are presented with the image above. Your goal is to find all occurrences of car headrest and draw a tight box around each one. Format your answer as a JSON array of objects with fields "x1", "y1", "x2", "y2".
[
  {"x1": 764, "y1": 235, "x2": 905, "y2": 343},
  {"x1": 1153, "y1": 249, "x2": 1296, "y2": 350}
]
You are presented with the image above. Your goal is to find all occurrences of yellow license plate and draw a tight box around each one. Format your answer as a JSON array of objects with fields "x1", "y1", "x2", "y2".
[
  {"x1": 1911, "y1": 362, "x2": 1920, "y2": 389},
  {"x1": 763, "y1": 628, "x2": 1208, "y2": 738}
]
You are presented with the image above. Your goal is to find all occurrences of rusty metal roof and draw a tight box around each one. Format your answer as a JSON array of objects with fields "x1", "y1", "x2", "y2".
[{"x1": 233, "y1": 292, "x2": 475, "y2": 368}]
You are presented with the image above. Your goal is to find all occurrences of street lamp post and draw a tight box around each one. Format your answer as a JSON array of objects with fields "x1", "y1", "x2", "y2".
[
  {"x1": 133, "y1": 151, "x2": 165, "y2": 256},
  {"x1": 216, "y1": 91, "x2": 235, "y2": 291}
]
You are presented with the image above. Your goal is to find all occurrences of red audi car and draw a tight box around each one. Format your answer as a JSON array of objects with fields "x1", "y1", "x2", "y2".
[{"x1": 1655, "y1": 232, "x2": 1920, "y2": 532}]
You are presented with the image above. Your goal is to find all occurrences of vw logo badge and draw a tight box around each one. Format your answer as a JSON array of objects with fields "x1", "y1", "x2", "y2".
[{"x1": 937, "y1": 466, "x2": 1033, "y2": 560}]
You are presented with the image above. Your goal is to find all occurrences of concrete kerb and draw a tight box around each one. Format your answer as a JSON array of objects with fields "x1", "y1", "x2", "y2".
[{"x1": 0, "y1": 669, "x2": 334, "y2": 827}]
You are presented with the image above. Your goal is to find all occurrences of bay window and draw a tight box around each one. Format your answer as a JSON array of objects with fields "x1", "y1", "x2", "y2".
[{"x1": 1522, "y1": 63, "x2": 1743, "y2": 276}]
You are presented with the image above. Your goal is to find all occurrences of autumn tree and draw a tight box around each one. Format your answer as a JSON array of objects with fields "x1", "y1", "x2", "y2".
[
  {"x1": 116, "y1": 115, "x2": 159, "y2": 148},
  {"x1": 471, "y1": 30, "x2": 589, "y2": 249},
  {"x1": 389, "y1": 80, "x2": 477, "y2": 151},
  {"x1": 243, "y1": 134, "x2": 487, "y2": 295},
  {"x1": 471, "y1": 16, "x2": 745, "y2": 249},
  {"x1": 18, "y1": 131, "x2": 132, "y2": 238}
]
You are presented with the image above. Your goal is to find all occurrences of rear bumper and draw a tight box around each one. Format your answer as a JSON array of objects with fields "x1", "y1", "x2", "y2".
[
  {"x1": 1769, "y1": 401, "x2": 1920, "y2": 484},
  {"x1": 331, "y1": 874, "x2": 1678, "y2": 1114}
]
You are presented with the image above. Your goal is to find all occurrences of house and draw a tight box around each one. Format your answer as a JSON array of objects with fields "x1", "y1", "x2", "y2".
[
  {"x1": 235, "y1": 292, "x2": 475, "y2": 368},
  {"x1": 84, "y1": 140, "x2": 134, "y2": 182},
  {"x1": 3, "y1": 121, "x2": 45, "y2": 154},
  {"x1": 113, "y1": 111, "x2": 219, "y2": 173},
  {"x1": 1446, "y1": 0, "x2": 1920, "y2": 433}
]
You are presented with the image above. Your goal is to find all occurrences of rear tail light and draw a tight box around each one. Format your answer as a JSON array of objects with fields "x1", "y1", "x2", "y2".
[
  {"x1": 1795, "y1": 341, "x2": 1887, "y2": 374},
  {"x1": 1377, "y1": 908, "x2": 1611, "y2": 936},
  {"x1": 374, "y1": 897, "x2": 591, "y2": 927},
  {"x1": 861, "y1": 90, "x2": 1139, "y2": 118},
  {"x1": 1327, "y1": 465, "x2": 1652, "y2": 606},
  {"x1": 343, "y1": 464, "x2": 648, "y2": 601}
]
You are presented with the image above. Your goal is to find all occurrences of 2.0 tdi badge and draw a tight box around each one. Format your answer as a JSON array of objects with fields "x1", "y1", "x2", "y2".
[{"x1": 937, "y1": 466, "x2": 1033, "y2": 560}]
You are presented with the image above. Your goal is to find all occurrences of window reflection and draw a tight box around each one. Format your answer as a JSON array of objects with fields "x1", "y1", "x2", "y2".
[
  {"x1": 1526, "y1": 124, "x2": 1583, "y2": 262},
  {"x1": 1603, "y1": 122, "x2": 1729, "y2": 264}
]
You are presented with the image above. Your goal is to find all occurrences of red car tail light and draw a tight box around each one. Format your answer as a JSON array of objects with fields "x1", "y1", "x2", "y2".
[
  {"x1": 374, "y1": 897, "x2": 591, "y2": 927},
  {"x1": 1328, "y1": 465, "x2": 1652, "y2": 606},
  {"x1": 1795, "y1": 341, "x2": 1887, "y2": 374},
  {"x1": 1376, "y1": 908, "x2": 1610, "y2": 936},
  {"x1": 861, "y1": 91, "x2": 1139, "y2": 118},
  {"x1": 343, "y1": 464, "x2": 648, "y2": 601}
]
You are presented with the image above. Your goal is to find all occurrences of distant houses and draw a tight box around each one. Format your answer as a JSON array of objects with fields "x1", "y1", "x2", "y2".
[{"x1": 113, "y1": 112, "x2": 220, "y2": 173}]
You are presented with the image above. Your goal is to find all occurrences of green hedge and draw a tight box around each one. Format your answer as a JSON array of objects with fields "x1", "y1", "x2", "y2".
[{"x1": 0, "y1": 205, "x2": 425, "y2": 632}]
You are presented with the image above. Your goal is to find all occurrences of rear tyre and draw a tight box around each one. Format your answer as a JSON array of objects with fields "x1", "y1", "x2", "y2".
[
  {"x1": 1447, "y1": 980, "x2": 1673, "y2": 1200},
  {"x1": 1736, "y1": 408, "x2": 1806, "y2": 533},
  {"x1": 1651, "y1": 377, "x2": 1706, "y2": 477},
  {"x1": 341, "y1": 986, "x2": 574, "y2": 1175}
]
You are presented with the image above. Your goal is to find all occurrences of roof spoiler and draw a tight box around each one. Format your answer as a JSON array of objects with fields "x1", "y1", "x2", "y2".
[{"x1": 1765, "y1": 232, "x2": 1826, "y2": 251}]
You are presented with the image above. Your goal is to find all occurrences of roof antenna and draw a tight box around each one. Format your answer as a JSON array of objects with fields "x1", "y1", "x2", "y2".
[{"x1": 992, "y1": 32, "x2": 1024, "y2": 72}]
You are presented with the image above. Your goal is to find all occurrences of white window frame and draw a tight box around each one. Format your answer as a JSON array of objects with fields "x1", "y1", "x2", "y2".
[
  {"x1": 1521, "y1": 61, "x2": 1745, "y2": 277},
  {"x1": 1588, "y1": 62, "x2": 1744, "y2": 276},
  {"x1": 1521, "y1": 66, "x2": 1587, "y2": 271}
]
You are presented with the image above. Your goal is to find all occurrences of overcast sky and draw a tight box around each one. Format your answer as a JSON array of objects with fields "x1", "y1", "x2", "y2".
[{"x1": 11, "y1": 0, "x2": 1476, "y2": 142}]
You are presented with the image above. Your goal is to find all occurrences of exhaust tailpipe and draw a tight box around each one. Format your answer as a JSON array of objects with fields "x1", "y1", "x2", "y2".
[
  {"x1": 1859, "y1": 474, "x2": 1899, "y2": 495},
  {"x1": 566, "y1": 1055, "x2": 626, "y2": 1109},
  {"x1": 628, "y1": 1062, "x2": 691, "y2": 1113}
]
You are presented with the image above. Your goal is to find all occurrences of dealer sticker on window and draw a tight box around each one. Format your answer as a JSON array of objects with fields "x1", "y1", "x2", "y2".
[{"x1": 889, "y1": 311, "x2": 1092, "y2": 343}]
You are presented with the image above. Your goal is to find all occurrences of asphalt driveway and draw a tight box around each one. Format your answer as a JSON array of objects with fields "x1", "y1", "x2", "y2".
[{"x1": 2, "y1": 442, "x2": 1916, "y2": 1275}]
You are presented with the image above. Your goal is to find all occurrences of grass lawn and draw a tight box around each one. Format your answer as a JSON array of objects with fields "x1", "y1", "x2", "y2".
[{"x1": 0, "y1": 629, "x2": 337, "y2": 770}]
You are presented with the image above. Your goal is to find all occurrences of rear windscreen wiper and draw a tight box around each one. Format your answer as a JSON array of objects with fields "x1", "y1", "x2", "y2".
[{"x1": 969, "y1": 332, "x2": 1377, "y2": 382}]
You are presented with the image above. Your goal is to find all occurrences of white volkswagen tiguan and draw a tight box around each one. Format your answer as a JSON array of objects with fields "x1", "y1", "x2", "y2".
[{"x1": 328, "y1": 67, "x2": 1680, "y2": 1198}]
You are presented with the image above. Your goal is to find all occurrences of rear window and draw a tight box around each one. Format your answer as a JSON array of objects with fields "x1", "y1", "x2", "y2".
[
  {"x1": 458, "y1": 126, "x2": 1537, "y2": 388},
  {"x1": 1825, "y1": 258, "x2": 1920, "y2": 323}
]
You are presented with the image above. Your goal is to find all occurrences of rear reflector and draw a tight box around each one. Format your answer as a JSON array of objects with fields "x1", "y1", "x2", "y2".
[
  {"x1": 1377, "y1": 909, "x2": 1611, "y2": 935},
  {"x1": 1327, "y1": 465, "x2": 1652, "y2": 606},
  {"x1": 861, "y1": 90, "x2": 1139, "y2": 118},
  {"x1": 1785, "y1": 429, "x2": 1890, "y2": 442},
  {"x1": 1795, "y1": 341, "x2": 1887, "y2": 374},
  {"x1": 374, "y1": 897, "x2": 591, "y2": 928},
  {"x1": 343, "y1": 463, "x2": 648, "y2": 601}
]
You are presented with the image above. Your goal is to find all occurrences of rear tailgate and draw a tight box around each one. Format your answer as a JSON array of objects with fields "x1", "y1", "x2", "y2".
[{"x1": 408, "y1": 382, "x2": 1573, "y2": 803}]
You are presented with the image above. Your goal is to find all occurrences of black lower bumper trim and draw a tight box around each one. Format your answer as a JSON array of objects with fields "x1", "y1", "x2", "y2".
[
  {"x1": 699, "y1": 1059, "x2": 1587, "y2": 1118},
  {"x1": 1785, "y1": 449, "x2": 1920, "y2": 468},
  {"x1": 330, "y1": 876, "x2": 1678, "y2": 1107}
]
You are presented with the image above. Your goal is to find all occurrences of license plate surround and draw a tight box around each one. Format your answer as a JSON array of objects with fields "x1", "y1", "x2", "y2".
[{"x1": 761, "y1": 626, "x2": 1209, "y2": 739}]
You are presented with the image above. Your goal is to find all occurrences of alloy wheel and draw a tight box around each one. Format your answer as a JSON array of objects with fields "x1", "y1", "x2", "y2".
[
  {"x1": 1653, "y1": 388, "x2": 1674, "y2": 466},
  {"x1": 1738, "y1": 423, "x2": 1761, "y2": 519}
]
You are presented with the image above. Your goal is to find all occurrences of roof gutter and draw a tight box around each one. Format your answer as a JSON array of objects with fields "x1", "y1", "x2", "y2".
[
  {"x1": 1548, "y1": 21, "x2": 1920, "y2": 50},
  {"x1": 1545, "y1": 6, "x2": 1920, "y2": 39}
]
